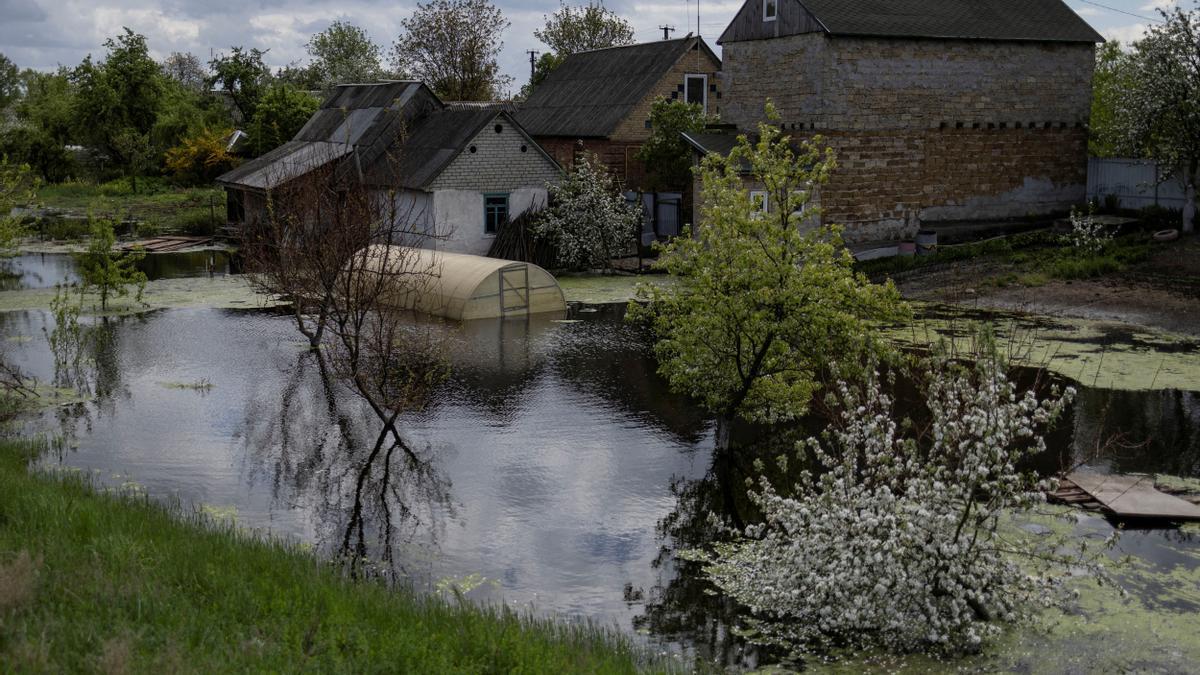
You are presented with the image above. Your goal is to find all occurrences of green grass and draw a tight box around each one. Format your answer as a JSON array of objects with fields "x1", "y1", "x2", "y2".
[
  {"x1": 34, "y1": 178, "x2": 223, "y2": 237},
  {"x1": 857, "y1": 230, "x2": 1153, "y2": 285},
  {"x1": 0, "y1": 437, "x2": 658, "y2": 673}
]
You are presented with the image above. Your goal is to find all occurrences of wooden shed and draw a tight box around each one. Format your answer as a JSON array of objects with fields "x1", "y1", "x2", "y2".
[{"x1": 362, "y1": 245, "x2": 566, "y2": 321}]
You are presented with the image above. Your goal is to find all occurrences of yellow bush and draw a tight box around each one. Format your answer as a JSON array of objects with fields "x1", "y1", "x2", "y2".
[{"x1": 164, "y1": 128, "x2": 241, "y2": 185}]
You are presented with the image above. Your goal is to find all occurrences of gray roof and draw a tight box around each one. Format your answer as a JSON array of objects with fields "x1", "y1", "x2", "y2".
[
  {"x1": 515, "y1": 36, "x2": 719, "y2": 139},
  {"x1": 216, "y1": 81, "x2": 550, "y2": 191},
  {"x1": 719, "y1": 0, "x2": 1103, "y2": 44}
]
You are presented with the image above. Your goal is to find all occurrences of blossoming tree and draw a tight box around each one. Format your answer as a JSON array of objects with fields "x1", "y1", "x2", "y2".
[
  {"x1": 692, "y1": 341, "x2": 1117, "y2": 661},
  {"x1": 533, "y1": 152, "x2": 640, "y2": 271}
]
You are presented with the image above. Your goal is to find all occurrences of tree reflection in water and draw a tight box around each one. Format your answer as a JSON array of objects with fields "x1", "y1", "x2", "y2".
[{"x1": 242, "y1": 347, "x2": 453, "y2": 586}]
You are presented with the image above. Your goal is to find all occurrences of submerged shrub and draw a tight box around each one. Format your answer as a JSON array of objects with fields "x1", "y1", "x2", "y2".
[
  {"x1": 693, "y1": 342, "x2": 1115, "y2": 661},
  {"x1": 532, "y1": 152, "x2": 640, "y2": 271}
]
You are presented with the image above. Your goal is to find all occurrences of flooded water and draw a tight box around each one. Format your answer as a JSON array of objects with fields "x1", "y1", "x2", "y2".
[
  {"x1": 2, "y1": 253, "x2": 1199, "y2": 668},
  {"x1": 0, "y1": 250, "x2": 240, "y2": 291}
]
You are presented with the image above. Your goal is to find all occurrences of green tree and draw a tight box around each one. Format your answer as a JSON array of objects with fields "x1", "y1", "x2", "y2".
[
  {"x1": 632, "y1": 106, "x2": 906, "y2": 427},
  {"x1": 75, "y1": 217, "x2": 146, "y2": 311},
  {"x1": 0, "y1": 53, "x2": 20, "y2": 110},
  {"x1": 636, "y1": 98, "x2": 711, "y2": 190},
  {"x1": 307, "y1": 21, "x2": 384, "y2": 90},
  {"x1": 516, "y1": 52, "x2": 563, "y2": 100},
  {"x1": 389, "y1": 0, "x2": 512, "y2": 101},
  {"x1": 1118, "y1": 4, "x2": 1200, "y2": 233},
  {"x1": 72, "y1": 29, "x2": 166, "y2": 189},
  {"x1": 16, "y1": 69, "x2": 76, "y2": 145},
  {"x1": 208, "y1": 46, "x2": 272, "y2": 122},
  {"x1": 0, "y1": 160, "x2": 37, "y2": 253},
  {"x1": 534, "y1": 2, "x2": 635, "y2": 55},
  {"x1": 248, "y1": 84, "x2": 319, "y2": 156},
  {"x1": 1089, "y1": 41, "x2": 1133, "y2": 158}
]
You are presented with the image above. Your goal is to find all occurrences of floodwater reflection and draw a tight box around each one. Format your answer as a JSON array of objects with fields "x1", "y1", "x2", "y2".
[{"x1": 2, "y1": 302, "x2": 1199, "y2": 665}]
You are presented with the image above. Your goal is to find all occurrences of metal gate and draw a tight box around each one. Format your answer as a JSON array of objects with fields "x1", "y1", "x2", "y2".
[{"x1": 499, "y1": 264, "x2": 528, "y2": 314}]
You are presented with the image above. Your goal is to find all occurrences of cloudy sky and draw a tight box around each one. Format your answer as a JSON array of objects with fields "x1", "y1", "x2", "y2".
[{"x1": 0, "y1": 0, "x2": 1183, "y2": 90}]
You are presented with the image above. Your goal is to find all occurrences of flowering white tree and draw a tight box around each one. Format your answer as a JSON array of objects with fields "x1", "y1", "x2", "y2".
[
  {"x1": 1118, "y1": 3, "x2": 1200, "y2": 233},
  {"x1": 533, "y1": 152, "x2": 640, "y2": 271},
  {"x1": 692, "y1": 344, "x2": 1115, "y2": 660},
  {"x1": 1069, "y1": 205, "x2": 1111, "y2": 254}
]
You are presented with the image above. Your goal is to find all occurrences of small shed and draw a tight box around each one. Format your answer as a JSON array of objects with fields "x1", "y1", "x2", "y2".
[{"x1": 363, "y1": 245, "x2": 566, "y2": 320}]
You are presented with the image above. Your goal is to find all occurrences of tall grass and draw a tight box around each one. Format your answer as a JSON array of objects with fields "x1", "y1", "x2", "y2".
[{"x1": 0, "y1": 437, "x2": 664, "y2": 673}]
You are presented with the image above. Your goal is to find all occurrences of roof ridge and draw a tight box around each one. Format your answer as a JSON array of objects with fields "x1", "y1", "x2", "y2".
[{"x1": 571, "y1": 34, "x2": 694, "y2": 56}]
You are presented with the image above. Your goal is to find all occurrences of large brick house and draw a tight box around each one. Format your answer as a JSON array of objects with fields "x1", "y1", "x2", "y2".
[
  {"x1": 516, "y1": 35, "x2": 721, "y2": 190},
  {"x1": 217, "y1": 82, "x2": 560, "y2": 256},
  {"x1": 692, "y1": 0, "x2": 1103, "y2": 242}
]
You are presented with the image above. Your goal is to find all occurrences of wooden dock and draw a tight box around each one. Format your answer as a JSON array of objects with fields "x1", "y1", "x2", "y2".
[
  {"x1": 1049, "y1": 472, "x2": 1200, "y2": 523},
  {"x1": 120, "y1": 236, "x2": 213, "y2": 253}
]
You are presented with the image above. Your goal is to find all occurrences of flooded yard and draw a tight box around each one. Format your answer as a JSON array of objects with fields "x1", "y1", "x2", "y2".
[{"x1": 2, "y1": 253, "x2": 1199, "y2": 669}]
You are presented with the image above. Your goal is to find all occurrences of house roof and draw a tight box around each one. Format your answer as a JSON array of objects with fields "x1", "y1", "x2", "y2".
[
  {"x1": 216, "y1": 81, "x2": 548, "y2": 191},
  {"x1": 515, "y1": 36, "x2": 720, "y2": 139},
  {"x1": 718, "y1": 0, "x2": 1104, "y2": 44}
]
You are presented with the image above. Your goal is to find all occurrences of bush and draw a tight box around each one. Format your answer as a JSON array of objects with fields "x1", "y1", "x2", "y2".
[
  {"x1": 693, "y1": 341, "x2": 1114, "y2": 661},
  {"x1": 533, "y1": 153, "x2": 640, "y2": 271},
  {"x1": 164, "y1": 127, "x2": 241, "y2": 185}
]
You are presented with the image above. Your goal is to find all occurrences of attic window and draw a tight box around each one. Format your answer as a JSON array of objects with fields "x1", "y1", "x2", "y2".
[
  {"x1": 764, "y1": 0, "x2": 777, "y2": 22},
  {"x1": 684, "y1": 74, "x2": 707, "y2": 114},
  {"x1": 494, "y1": 124, "x2": 503, "y2": 134}
]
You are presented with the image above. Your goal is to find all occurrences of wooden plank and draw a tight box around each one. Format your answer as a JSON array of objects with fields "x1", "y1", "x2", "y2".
[{"x1": 1068, "y1": 472, "x2": 1200, "y2": 522}]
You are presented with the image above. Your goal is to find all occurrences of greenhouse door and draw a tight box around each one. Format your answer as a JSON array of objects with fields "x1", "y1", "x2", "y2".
[{"x1": 499, "y1": 264, "x2": 529, "y2": 314}]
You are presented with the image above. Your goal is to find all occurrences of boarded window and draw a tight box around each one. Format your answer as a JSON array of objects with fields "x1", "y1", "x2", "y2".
[{"x1": 484, "y1": 193, "x2": 509, "y2": 234}]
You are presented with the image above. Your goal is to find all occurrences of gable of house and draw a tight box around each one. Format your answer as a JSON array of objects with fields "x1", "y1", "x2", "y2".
[
  {"x1": 425, "y1": 112, "x2": 559, "y2": 192},
  {"x1": 516, "y1": 36, "x2": 721, "y2": 141}
]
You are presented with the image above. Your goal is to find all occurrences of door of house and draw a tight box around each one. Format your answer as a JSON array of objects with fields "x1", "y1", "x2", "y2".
[{"x1": 499, "y1": 264, "x2": 529, "y2": 314}]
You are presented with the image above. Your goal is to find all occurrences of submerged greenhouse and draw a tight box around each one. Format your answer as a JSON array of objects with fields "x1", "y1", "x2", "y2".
[{"x1": 363, "y1": 245, "x2": 566, "y2": 320}]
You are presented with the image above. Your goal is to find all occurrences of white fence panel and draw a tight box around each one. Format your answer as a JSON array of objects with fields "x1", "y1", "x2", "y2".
[{"x1": 1087, "y1": 158, "x2": 1187, "y2": 210}]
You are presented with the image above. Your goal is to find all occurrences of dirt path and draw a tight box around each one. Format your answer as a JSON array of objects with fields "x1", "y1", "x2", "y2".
[{"x1": 896, "y1": 237, "x2": 1200, "y2": 337}]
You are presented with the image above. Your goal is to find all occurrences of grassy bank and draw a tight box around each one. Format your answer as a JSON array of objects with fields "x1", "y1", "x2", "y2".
[
  {"x1": 34, "y1": 178, "x2": 223, "y2": 237},
  {"x1": 0, "y1": 437, "x2": 655, "y2": 673},
  {"x1": 856, "y1": 230, "x2": 1153, "y2": 285}
]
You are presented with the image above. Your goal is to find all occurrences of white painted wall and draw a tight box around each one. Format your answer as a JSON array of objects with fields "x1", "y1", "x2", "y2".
[{"x1": 432, "y1": 187, "x2": 547, "y2": 256}]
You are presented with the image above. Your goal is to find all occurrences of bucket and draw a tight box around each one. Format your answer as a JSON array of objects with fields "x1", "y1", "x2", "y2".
[
  {"x1": 898, "y1": 240, "x2": 916, "y2": 257},
  {"x1": 915, "y1": 229, "x2": 938, "y2": 256}
]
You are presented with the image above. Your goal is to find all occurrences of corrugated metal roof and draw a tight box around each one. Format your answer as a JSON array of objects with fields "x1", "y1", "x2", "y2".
[
  {"x1": 741, "y1": 0, "x2": 1104, "y2": 43},
  {"x1": 515, "y1": 37, "x2": 719, "y2": 139}
]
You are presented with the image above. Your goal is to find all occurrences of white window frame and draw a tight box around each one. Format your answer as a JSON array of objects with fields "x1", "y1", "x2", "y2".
[
  {"x1": 790, "y1": 189, "x2": 808, "y2": 218},
  {"x1": 763, "y1": 0, "x2": 778, "y2": 22},
  {"x1": 683, "y1": 74, "x2": 708, "y2": 114},
  {"x1": 750, "y1": 190, "x2": 769, "y2": 216}
]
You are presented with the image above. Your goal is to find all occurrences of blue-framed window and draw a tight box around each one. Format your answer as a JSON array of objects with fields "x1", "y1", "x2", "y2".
[{"x1": 484, "y1": 193, "x2": 509, "y2": 234}]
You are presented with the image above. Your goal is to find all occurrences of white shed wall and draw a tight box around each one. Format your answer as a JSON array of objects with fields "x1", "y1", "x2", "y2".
[{"x1": 432, "y1": 187, "x2": 547, "y2": 256}]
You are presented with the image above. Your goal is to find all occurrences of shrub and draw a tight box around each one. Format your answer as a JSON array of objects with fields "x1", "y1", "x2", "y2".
[
  {"x1": 533, "y1": 153, "x2": 640, "y2": 271},
  {"x1": 692, "y1": 341, "x2": 1114, "y2": 661},
  {"x1": 164, "y1": 128, "x2": 241, "y2": 185}
]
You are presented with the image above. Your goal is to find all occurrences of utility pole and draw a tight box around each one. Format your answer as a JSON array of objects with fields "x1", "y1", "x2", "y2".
[
  {"x1": 526, "y1": 50, "x2": 539, "y2": 80},
  {"x1": 659, "y1": 25, "x2": 675, "y2": 40}
]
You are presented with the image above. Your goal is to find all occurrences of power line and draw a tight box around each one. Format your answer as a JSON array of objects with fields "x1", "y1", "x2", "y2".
[{"x1": 1076, "y1": 0, "x2": 1164, "y2": 23}]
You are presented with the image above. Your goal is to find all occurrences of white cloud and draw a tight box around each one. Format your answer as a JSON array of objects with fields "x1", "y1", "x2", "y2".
[
  {"x1": 1139, "y1": 0, "x2": 1177, "y2": 11},
  {"x1": 1104, "y1": 22, "x2": 1151, "y2": 44}
]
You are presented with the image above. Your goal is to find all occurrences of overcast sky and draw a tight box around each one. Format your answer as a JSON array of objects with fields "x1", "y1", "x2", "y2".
[{"x1": 0, "y1": 0, "x2": 1182, "y2": 91}]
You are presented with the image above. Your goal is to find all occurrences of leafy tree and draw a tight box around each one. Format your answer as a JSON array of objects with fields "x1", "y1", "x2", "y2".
[
  {"x1": 208, "y1": 46, "x2": 272, "y2": 122},
  {"x1": 307, "y1": 21, "x2": 384, "y2": 89},
  {"x1": 161, "y1": 52, "x2": 208, "y2": 93},
  {"x1": 0, "y1": 159, "x2": 36, "y2": 252},
  {"x1": 1089, "y1": 40, "x2": 1133, "y2": 158},
  {"x1": 273, "y1": 61, "x2": 323, "y2": 91},
  {"x1": 0, "y1": 126, "x2": 74, "y2": 182},
  {"x1": 0, "y1": 54, "x2": 20, "y2": 110},
  {"x1": 1118, "y1": 4, "x2": 1200, "y2": 233},
  {"x1": 534, "y1": 2, "x2": 635, "y2": 55},
  {"x1": 632, "y1": 106, "x2": 906, "y2": 427},
  {"x1": 75, "y1": 217, "x2": 146, "y2": 311},
  {"x1": 164, "y1": 127, "x2": 240, "y2": 184},
  {"x1": 532, "y1": 152, "x2": 640, "y2": 271},
  {"x1": 248, "y1": 84, "x2": 319, "y2": 156},
  {"x1": 694, "y1": 342, "x2": 1113, "y2": 660},
  {"x1": 636, "y1": 98, "x2": 711, "y2": 190},
  {"x1": 389, "y1": 0, "x2": 513, "y2": 101},
  {"x1": 15, "y1": 69, "x2": 76, "y2": 145},
  {"x1": 71, "y1": 29, "x2": 165, "y2": 189},
  {"x1": 516, "y1": 52, "x2": 563, "y2": 100}
]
